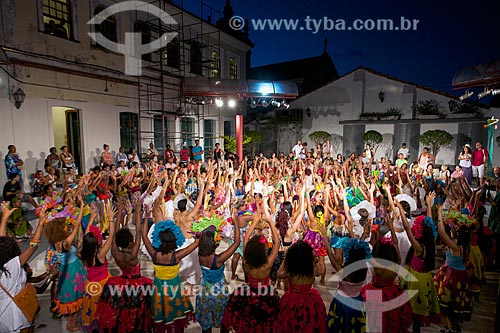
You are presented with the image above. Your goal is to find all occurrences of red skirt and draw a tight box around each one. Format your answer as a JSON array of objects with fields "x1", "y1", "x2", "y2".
[
  {"x1": 221, "y1": 284, "x2": 280, "y2": 333},
  {"x1": 361, "y1": 280, "x2": 412, "y2": 333},
  {"x1": 95, "y1": 274, "x2": 153, "y2": 333},
  {"x1": 278, "y1": 284, "x2": 326, "y2": 333}
]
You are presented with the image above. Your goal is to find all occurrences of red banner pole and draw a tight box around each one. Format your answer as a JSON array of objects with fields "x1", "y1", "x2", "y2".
[{"x1": 236, "y1": 114, "x2": 243, "y2": 162}]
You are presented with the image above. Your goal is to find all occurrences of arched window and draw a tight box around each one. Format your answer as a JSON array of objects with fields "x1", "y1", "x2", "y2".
[
  {"x1": 210, "y1": 51, "x2": 220, "y2": 78},
  {"x1": 229, "y1": 58, "x2": 238, "y2": 79},
  {"x1": 94, "y1": 5, "x2": 117, "y2": 42},
  {"x1": 42, "y1": 0, "x2": 72, "y2": 39}
]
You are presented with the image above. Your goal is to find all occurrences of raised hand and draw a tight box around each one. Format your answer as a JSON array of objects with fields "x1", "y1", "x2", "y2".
[{"x1": 1, "y1": 201, "x2": 17, "y2": 217}]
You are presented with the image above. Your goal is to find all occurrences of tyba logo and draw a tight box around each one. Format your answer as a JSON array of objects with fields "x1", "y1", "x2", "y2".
[
  {"x1": 329, "y1": 258, "x2": 419, "y2": 333},
  {"x1": 88, "y1": 1, "x2": 178, "y2": 75}
]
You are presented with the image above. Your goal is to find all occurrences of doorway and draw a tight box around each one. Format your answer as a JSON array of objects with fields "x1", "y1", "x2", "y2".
[{"x1": 52, "y1": 107, "x2": 82, "y2": 173}]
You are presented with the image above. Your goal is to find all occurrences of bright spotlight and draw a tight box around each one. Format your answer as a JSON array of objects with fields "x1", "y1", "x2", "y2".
[
  {"x1": 478, "y1": 88, "x2": 492, "y2": 99},
  {"x1": 281, "y1": 100, "x2": 290, "y2": 109},
  {"x1": 215, "y1": 98, "x2": 223, "y2": 107},
  {"x1": 250, "y1": 99, "x2": 257, "y2": 108},
  {"x1": 261, "y1": 99, "x2": 270, "y2": 108},
  {"x1": 459, "y1": 90, "x2": 473, "y2": 101},
  {"x1": 228, "y1": 99, "x2": 236, "y2": 108},
  {"x1": 271, "y1": 100, "x2": 281, "y2": 107},
  {"x1": 492, "y1": 89, "x2": 500, "y2": 96}
]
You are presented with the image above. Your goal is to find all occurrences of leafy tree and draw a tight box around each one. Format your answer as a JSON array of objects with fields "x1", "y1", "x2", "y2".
[
  {"x1": 223, "y1": 135, "x2": 251, "y2": 154},
  {"x1": 308, "y1": 131, "x2": 331, "y2": 146},
  {"x1": 419, "y1": 129, "x2": 454, "y2": 158},
  {"x1": 246, "y1": 130, "x2": 263, "y2": 157},
  {"x1": 362, "y1": 130, "x2": 383, "y2": 153}
]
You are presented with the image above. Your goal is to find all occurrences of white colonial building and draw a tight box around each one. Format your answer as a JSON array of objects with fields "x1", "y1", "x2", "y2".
[
  {"x1": 290, "y1": 67, "x2": 500, "y2": 167},
  {"x1": 0, "y1": 0, "x2": 253, "y2": 190}
]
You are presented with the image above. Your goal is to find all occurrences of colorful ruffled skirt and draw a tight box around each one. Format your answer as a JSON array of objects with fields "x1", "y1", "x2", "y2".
[
  {"x1": 55, "y1": 258, "x2": 87, "y2": 315},
  {"x1": 195, "y1": 277, "x2": 230, "y2": 330},
  {"x1": 82, "y1": 273, "x2": 111, "y2": 332},
  {"x1": 151, "y1": 275, "x2": 195, "y2": 333},
  {"x1": 304, "y1": 229, "x2": 327, "y2": 256},
  {"x1": 221, "y1": 284, "x2": 280, "y2": 333},
  {"x1": 400, "y1": 267, "x2": 440, "y2": 326},
  {"x1": 433, "y1": 264, "x2": 472, "y2": 322},
  {"x1": 96, "y1": 274, "x2": 154, "y2": 333},
  {"x1": 278, "y1": 284, "x2": 326, "y2": 333},
  {"x1": 327, "y1": 293, "x2": 366, "y2": 333}
]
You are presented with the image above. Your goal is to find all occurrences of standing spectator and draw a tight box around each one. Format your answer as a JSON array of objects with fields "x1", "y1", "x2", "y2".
[
  {"x1": 458, "y1": 144, "x2": 473, "y2": 184},
  {"x1": 300, "y1": 142, "x2": 308, "y2": 159},
  {"x1": 472, "y1": 141, "x2": 488, "y2": 186},
  {"x1": 45, "y1": 147, "x2": 61, "y2": 179},
  {"x1": 192, "y1": 139, "x2": 204, "y2": 162},
  {"x1": 212, "y1": 143, "x2": 224, "y2": 163},
  {"x1": 364, "y1": 144, "x2": 374, "y2": 161},
  {"x1": 417, "y1": 147, "x2": 435, "y2": 170},
  {"x1": 179, "y1": 143, "x2": 190, "y2": 165},
  {"x1": 146, "y1": 143, "x2": 159, "y2": 162},
  {"x1": 163, "y1": 144, "x2": 176, "y2": 164},
  {"x1": 60, "y1": 145, "x2": 78, "y2": 175},
  {"x1": 115, "y1": 146, "x2": 128, "y2": 165},
  {"x1": 292, "y1": 140, "x2": 303, "y2": 159},
  {"x1": 5, "y1": 145, "x2": 24, "y2": 182},
  {"x1": 101, "y1": 144, "x2": 113, "y2": 166},
  {"x1": 323, "y1": 139, "x2": 333, "y2": 157},
  {"x1": 398, "y1": 142, "x2": 411, "y2": 160},
  {"x1": 128, "y1": 148, "x2": 141, "y2": 167}
]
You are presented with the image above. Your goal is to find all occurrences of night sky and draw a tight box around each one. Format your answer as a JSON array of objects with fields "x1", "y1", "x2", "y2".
[{"x1": 186, "y1": 0, "x2": 500, "y2": 96}]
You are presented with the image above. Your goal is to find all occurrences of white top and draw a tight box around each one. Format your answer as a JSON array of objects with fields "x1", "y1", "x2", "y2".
[
  {"x1": 0, "y1": 257, "x2": 30, "y2": 333},
  {"x1": 398, "y1": 147, "x2": 410, "y2": 159},
  {"x1": 459, "y1": 152, "x2": 471, "y2": 168},
  {"x1": 292, "y1": 144, "x2": 303, "y2": 158}
]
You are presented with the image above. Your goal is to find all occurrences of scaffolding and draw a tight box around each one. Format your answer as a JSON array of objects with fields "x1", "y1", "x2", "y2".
[{"x1": 135, "y1": 0, "x2": 222, "y2": 158}]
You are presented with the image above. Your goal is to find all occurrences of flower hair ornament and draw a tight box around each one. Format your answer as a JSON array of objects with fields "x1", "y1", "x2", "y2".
[
  {"x1": 316, "y1": 211, "x2": 325, "y2": 225},
  {"x1": 191, "y1": 214, "x2": 227, "y2": 243},
  {"x1": 88, "y1": 225, "x2": 103, "y2": 246},
  {"x1": 443, "y1": 209, "x2": 480, "y2": 232},
  {"x1": 342, "y1": 238, "x2": 372, "y2": 264},
  {"x1": 411, "y1": 215, "x2": 437, "y2": 240},
  {"x1": 258, "y1": 235, "x2": 267, "y2": 245},
  {"x1": 152, "y1": 220, "x2": 185, "y2": 250}
]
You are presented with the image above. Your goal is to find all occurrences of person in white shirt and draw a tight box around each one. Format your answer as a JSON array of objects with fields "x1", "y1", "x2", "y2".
[
  {"x1": 323, "y1": 139, "x2": 334, "y2": 157},
  {"x1": 292, "y1": 140, "x2": 303, "y2": 159},
  {"x1": 397, "y1": 143, "x2": 410, "y2": 160}
]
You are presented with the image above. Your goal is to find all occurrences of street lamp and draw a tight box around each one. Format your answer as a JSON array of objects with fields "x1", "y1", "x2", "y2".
[
  {"x1": 13, "y1": 88, "x2": 26, "y2": 109},
  {"x1": 378, "y1": 91, "x2": 385, "y2": 103}
]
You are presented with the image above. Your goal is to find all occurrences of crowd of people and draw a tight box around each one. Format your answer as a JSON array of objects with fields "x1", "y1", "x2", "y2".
[{"x1": 0, "y1": 138, "x2": 499, "y2": 333}]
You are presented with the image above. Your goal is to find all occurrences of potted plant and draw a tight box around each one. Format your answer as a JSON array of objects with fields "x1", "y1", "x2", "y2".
[
  {"x1": 413, "y1": 100, "x2": 446, "y2": 119},
  {"x1": 362, "y1": 130, "x2": 383, "y2": 154},
  {"x1": 448, "y1": 100, "x2": 482, "y2": 118}
]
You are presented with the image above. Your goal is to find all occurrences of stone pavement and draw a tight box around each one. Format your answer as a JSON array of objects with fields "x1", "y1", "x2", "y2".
[{"x1": 24, "y1": 221, "x2": 498, "y2": 333}]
